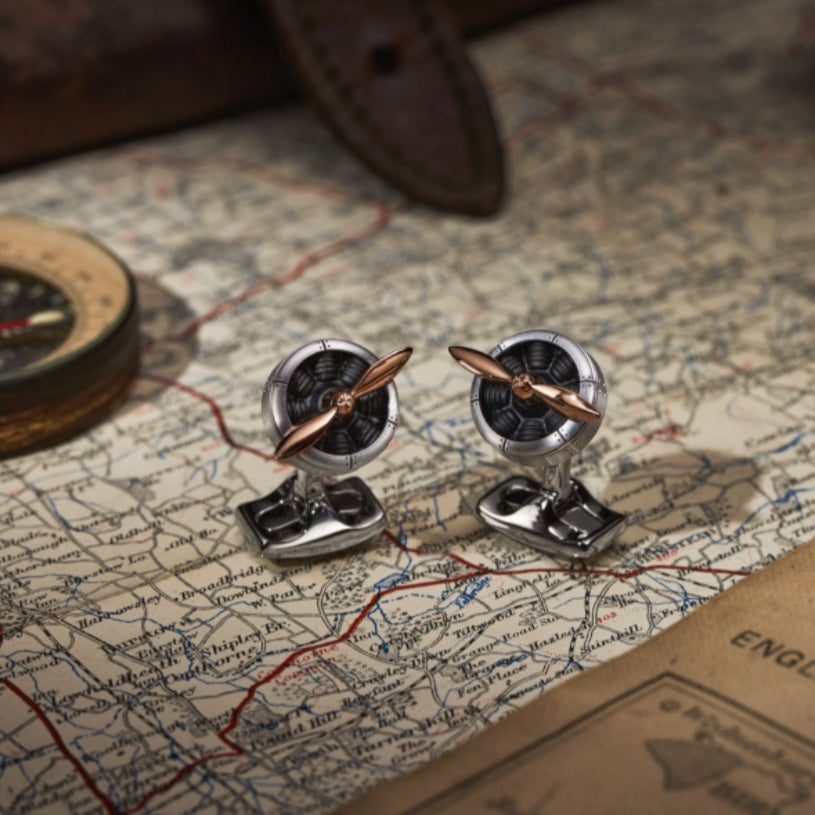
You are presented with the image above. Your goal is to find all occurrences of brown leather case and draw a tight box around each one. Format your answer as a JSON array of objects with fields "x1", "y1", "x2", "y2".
[
  {"x1": 0, "y1": 1, "x2": 291, "y2": 169},
  {"x1": 0, "y1": 0, "x2": 551, "y2": 212}
]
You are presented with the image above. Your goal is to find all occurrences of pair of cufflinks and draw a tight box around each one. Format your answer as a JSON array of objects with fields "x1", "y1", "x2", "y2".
[{"x1": 236, "y1": 331, "x2": 626, "y2": 563}]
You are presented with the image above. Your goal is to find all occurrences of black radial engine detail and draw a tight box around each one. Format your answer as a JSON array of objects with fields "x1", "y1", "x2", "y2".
[
  {"x1": 286, "y1": 351, "x2": 388, "y2": 456},
  {"x1": 479, "y1": 340, "x2": 580, "y2": 442}
]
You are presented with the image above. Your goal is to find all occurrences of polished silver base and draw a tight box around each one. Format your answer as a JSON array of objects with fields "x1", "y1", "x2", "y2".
[
  {"x1": 237, "y1": 472, "x2": 386, "y2": 561},
  {"x1": 477, "y1": 475, "x2": 626, "y2": 560}
]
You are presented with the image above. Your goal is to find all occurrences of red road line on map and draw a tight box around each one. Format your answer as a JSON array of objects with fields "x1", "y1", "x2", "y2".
[
  {"x1": 67, "y1": 568, "x2": 506, "y2": 815},
  {"x1": 218, "y1": 572, "x2": 482, "y2": 742},
  {"x1": 141, "y1": 203, "x2": 392, "y2": 353},
  {"x1": 139, "y1": 373, "x2": 277, "y2": 462},
  {"x1": 385, "y1": 531, "x2": 752, "y2": 580},
  {"x1": 3, "y1": 27, "x2": 774, "y2": 810},
  {"x1": 139, "y1": 198, "x2": 396, "y2": 460},
  {"x1": 128, "y1": 378, "x2": 745, "y2": 580},
  {"x1": 1, "y1": 678, "x2": 118, "y2": 815},
  {"x1": 0, "y1": 529, "x2": 752, "y2": 814},
  {"x1": 512, "y1": 32, "x2": 815, "y2": 162},
  {"x1": 134, "y1": 153, "x2": 385, "y2": 209}
]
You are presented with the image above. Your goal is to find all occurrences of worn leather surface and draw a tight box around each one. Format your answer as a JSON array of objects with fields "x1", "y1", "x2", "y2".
[
  {"x1": 261, "y1": 0, "x2": 505, "y2": 214},
  {"x1": 0, "y1": 0, "x2": 557, "y2": 211},
  {"x1": 0, "y1": 0, "x2": 290, "y2": 169}
]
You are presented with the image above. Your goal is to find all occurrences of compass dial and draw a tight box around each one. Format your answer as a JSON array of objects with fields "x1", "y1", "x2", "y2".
[
  {"x1": 0, "y1": 216, "x2": 139, "y2": 458},
  {"x1": 0, "y1": 270, "x2": 76, "y2": 371}
]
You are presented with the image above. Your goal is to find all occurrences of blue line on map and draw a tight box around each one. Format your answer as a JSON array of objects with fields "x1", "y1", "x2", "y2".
[
  {"x1": 193, "y1": 772, "x2": 219, "y2": 808},
  {"x1": 581, "y1": 319, "x2": 613, "y2": 349},
  {"x1": 36, "y1": 489, "x2": 70, "y2": 528},
  {"x1": 555, "y1": 657, "x2": 585, "y2": 677},
  {"x1": 432, "y1": 494, "x2": 447, "y2": 532},
  {"x1": 374, "y1": 572, "x2": 410, "y2": 591},
  {"x1": 367, "y1": 606, "x2": 389, "y2": 654},
  {"x1": 680, "y1": 344, "x2": 700, "y2": 382},
  {"x1": 72, "y1": 736, "x2": 120, "y2": 806},
  {"x1": 0, "y1": 451, "x2": 132, "y2": 508},
  {"x1": 642, "y1": 570, "x2": 702, "y2": 609},
  {"x1": 775, "y1": 307, "x2": 803, "y2": 339},
  {"x1": 451, "y1": 576, "x2": 491, "y2": 609},
  {"x1": 765, "y1": 432, "x2": 806, "y2": 455},
  {"x1": 495, "y1": 654, "x2": 527, "y2": 669},
  {"x1": 733, "y1": 486, "x2": 814, "y2": 537},
  {"x1": 677, "y1": 582, "x2": 692, "y2": 616},
  {"x1": 424, "y1": 371, "x2": 461, "y2": 392},
  {"x1": 419, "y1": 415, "x2": 472, "y2": 443},
  {"x1": 184, "y1": 455, "x2": 222, "y2": 487},
  {"x1": 6, "y1": 760, "x2": 36, "y2": 812},
  {"x1": 390, "y1": 524, "x2": 413, "y2": 571},
  {"x1": 3, "y1": 654, "x2": 102, "y2": 726},
  {"x1": 747, "y1": 283, "x2": 769, "y2": 312},
  {"x1": 480, "y1": 632, "x2": 573, "y2": 665}
]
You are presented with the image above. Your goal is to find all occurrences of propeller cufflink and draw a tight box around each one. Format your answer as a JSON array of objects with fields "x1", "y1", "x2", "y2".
[
  {"x1": 451, "y1": 330, "x2": 626, "y2": 560},
  {"x1": 237, "y1": 339, "x2": 411, "y2": 561}
]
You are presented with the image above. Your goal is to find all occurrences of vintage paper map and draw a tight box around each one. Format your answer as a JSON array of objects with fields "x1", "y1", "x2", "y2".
[
  {"x1": 1, "y1": 0, "x2": 815, "y2": 812},
  {"x1": 340, "y1": 538, "x2": 815, "y2": 815}
]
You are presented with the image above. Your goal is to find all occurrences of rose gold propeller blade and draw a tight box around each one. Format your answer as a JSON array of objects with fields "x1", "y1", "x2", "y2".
[
  {"x1": 449, "y1": 344, "x2": 599, "y2": 423},
  {"x1": 448, "y1": 346, "x2": 513, "y2": 383},
  {"x1": 352, "y1": 346, "x2": 413, "y2": 398},
  {"x1": 274, "y1": 346, "x2": 412, "y2": 461},
  {"x1": 274, "y1": 405, "x2": 339, "y2": 461},
  {"x1": 530, "y1": 382, "x2": 600, "y2": 422}
]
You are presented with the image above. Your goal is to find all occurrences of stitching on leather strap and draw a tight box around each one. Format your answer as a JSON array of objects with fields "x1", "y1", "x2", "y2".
[{"x1": 289, "y1": 0, "x2": 492, "y2": 190}]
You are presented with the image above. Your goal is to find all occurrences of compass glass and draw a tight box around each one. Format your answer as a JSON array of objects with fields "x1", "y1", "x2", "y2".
[{"x1": 0, "y1": 268, "x2": 76, "y2": 373}]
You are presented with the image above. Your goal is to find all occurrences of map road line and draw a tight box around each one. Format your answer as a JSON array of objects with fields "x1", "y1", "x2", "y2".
[
  {"x1": 0, "y1": 538, "x2": 753, "y2": 814},
  {"x1": 386, "y1": 531, "x2": 753, "y2": 581},
  {"x1": 131, "y1": 153, "x2": 390, "y2": 208},
  {"x1": 141, "y1": 202, "x2": 394, "y2": 353},
  {"x1": 1, "y1": 677, "x2": 119, "y2": 815},
  {"x1": 139, "y1": 373, "x2": 277, "y2": 462}
]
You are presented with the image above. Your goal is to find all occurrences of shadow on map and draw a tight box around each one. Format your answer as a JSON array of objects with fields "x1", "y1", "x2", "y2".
[
  {"x1": 600, "y1": 447, "x2": 761, "y2": 554},
  {"x1": 397, "y1": 449, "x2": 762, "y2": 561},
  {"x1": 134, "y1": 274, "x2": 199, "y2": 385}
]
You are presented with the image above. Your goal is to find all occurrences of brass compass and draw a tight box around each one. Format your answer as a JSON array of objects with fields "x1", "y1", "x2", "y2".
[{"x1": 0, "y1": 216, "x2": 140, "y2": 458}]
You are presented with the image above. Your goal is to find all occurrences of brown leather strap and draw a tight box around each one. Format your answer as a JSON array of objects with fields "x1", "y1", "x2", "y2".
[{"x1": 260, "y1": 0, "x2": 505, "y2": 215}]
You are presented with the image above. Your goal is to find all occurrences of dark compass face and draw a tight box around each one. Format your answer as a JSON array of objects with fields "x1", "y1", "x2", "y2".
[
  {"x1": 0, "y1": 269, "x2": 75, "y2": 374},
  {"x1": 479, "y1": 339, "x2": 580, "y2": 442},
  {"x1": 286, "y1": 350, "x2": 388, "y2": 456}
]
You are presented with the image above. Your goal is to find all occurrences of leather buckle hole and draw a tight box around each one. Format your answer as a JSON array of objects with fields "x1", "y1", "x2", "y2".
[{"x1": 369, "y1": 44, "x2": 402, "y2": 75}]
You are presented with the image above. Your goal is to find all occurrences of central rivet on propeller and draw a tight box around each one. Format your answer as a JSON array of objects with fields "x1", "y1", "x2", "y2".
[
  {"x1": 511, "y1": 373, "x2": 535, "y2": 400},
  {"x1": 330, "y1": 391, "x2": 355, "y2": 415}
]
